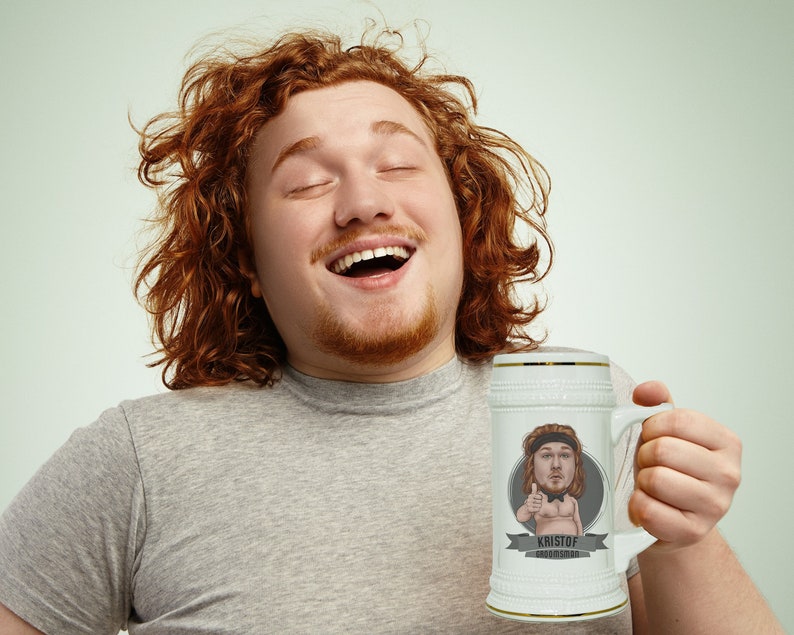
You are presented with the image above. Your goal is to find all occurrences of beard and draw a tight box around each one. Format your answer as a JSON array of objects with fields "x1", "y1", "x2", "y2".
[
  {"x1": 310, "y1": 285, "x2": 442, "y2": 367},
  {"x1": 542, "y1": 473, "x2": 573, "y2": 494}
]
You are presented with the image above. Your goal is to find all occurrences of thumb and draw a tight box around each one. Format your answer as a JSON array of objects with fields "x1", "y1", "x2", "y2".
[
  {"x1": 531, "y1": 483, "x2": 538, "y2": 495},
  {"x1": 633, "y1": 380, "x2": 675, "y2": 408}
]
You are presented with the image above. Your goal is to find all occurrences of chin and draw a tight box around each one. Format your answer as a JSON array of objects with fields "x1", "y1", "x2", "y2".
[
  {"x1": 311, "y1": 298, "x2": 441, "y2": 367},
  {"x1": 544, "y1": 482, "x2": 569, "y2": 493}
]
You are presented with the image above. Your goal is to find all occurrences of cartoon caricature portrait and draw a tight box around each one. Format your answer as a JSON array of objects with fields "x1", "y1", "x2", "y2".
[{"x1": 515, "y1": 424, "x2": 586, "y2": 536}]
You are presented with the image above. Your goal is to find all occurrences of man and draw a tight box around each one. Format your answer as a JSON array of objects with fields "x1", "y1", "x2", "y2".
[
  {"x1": 516, "y1": 424, "x2": 585, "y2": 536},
  {"x1": 0, "y1": 28, "x2": 782, "y2": 633}
]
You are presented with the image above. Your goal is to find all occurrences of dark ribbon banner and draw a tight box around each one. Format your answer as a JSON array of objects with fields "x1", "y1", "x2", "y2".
[{"x1": 506, "y1": 533, "x2": 609, "y2": 559}]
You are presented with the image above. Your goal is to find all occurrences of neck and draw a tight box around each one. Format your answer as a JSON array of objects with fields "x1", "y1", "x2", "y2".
[{"x1": 287, "y1": 340, "x2": 457, "y2": 383}]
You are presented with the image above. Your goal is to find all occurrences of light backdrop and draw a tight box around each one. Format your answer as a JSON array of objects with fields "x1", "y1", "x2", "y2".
[{"x1": 1, "y1": 0, "x2": 792, "y2": 629}]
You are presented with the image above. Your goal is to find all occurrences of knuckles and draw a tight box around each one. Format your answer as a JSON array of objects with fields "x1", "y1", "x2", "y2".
[
  {"x1": 631, "y1": 405, "x2": 742, "y2": 549},
  {"x1": 637, "y1": 436, "x2": 674, "y2": 469},
  {"x1": 723, "y1": 428, "x2": 743, "y2": 457},
  {"x1": 650, "y1": 407, "x2": 701, "y2": 439},
  {"x1": 635, "y1": 465, "x2": 677, "y2": 499},
  {"x1": 629, "y1": 492, "x2": 715, "y2": 548},
  {"x1": 663, "y1": 407, "x2": 696, "y2": 437},
  {"x1": 716, "y1": 461, "x2": 742, "y2": 492},
  {"x1": 701, "y1": 491, "x2": 732, "y2": 521}
]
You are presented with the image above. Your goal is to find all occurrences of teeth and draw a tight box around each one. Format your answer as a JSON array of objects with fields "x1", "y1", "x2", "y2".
[{"x1": 331, "y1": 245, "x2": 411, "y2": 275}]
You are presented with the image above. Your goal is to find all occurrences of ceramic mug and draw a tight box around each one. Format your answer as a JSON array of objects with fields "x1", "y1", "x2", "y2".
[{"x1": 486, "y1": 349, "x2": 671, "y2": 622}]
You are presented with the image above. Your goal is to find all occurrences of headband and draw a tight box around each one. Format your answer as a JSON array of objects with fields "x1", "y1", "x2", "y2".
[{"x1": 529, "y1": 432, "x2": 578, "y2": 455}]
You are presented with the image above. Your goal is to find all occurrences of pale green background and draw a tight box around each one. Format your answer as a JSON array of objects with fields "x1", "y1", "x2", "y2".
[{"x1": 1, "y1": 0, "x2": 792, "y2": 630}]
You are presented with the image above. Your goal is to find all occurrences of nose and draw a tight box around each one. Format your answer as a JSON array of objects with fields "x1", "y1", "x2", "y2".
[
  {"x1": 551, "y1": 454, "x2": 562, "y2": 469},
  {"x1": 333, "y1": 171, "x2": 395, "y2": 227}
]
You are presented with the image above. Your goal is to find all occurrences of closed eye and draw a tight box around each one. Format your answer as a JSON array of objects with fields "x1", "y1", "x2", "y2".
[
  {"x1": 286, "y1": 181, "x2": 332, "y2": 197},
  {"x1": 379, "y1": 165, "x2": 418, "y2": 177}
]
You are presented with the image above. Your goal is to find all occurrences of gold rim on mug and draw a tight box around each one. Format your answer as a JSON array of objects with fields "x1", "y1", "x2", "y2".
[
  {"x1": 485, "y1": 598, "x2": 628, "y2": 620},
  {"x1": 493, "y1": 361, "x2": 610, "y2": 368}
]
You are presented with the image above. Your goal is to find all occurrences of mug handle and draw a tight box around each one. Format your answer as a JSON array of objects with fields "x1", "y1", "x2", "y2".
[{"x1": 611, "y1": 402, "x2": 674, "y2": 572}]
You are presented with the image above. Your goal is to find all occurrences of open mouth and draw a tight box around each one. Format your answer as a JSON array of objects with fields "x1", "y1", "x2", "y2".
[{"x1": 330, "y1": 246, "x2": 412, "y2": 278}]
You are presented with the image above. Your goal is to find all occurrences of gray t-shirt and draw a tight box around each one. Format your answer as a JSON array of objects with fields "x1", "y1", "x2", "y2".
[{"x1": 0, "y1": 357, "x2": 641, "y2": 633}]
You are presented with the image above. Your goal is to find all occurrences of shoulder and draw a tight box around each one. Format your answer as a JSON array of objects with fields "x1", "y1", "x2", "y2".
[
  {"x1": 118, "y1": 381, "x2": 279, "y2": 430},
  {"x1": 120, "y1": 380, "x2": 268, "y2": 414},
  {"x1": 112, "y1": 381, "x2": 284, "y2": 457}
]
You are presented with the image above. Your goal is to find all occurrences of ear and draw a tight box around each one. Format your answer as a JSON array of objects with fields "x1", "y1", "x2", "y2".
[{"x1": 238, "y1": 249, "x2": 263, "y2": 298}]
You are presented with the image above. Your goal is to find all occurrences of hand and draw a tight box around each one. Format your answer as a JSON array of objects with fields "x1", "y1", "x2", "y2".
[
  {"x1": 629, "y1": 381, "x2": 742, "y2": 552},
  {"x1": 525, "y1": 482, "x2": 543, "y2": 514}
]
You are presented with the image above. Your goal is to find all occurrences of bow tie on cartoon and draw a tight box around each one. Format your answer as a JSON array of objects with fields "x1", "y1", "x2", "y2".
[{"x1": 542, "y1": 490, "x2": 566, "y2": 503}]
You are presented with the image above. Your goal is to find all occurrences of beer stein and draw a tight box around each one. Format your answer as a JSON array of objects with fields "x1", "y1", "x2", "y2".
[{"x1": 486, "y1": 349, "x2": 671, "y2": 621}]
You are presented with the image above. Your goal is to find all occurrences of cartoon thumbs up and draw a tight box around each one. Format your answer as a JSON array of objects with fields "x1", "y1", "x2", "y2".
[{"x1": 527, "y1": 482, "x2": 542, "y2": 514}]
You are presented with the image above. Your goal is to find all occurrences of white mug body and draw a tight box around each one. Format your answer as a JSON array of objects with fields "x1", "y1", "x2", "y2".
[{"x1": 487, "y1": 349, "x2": 657, "y2": 622}]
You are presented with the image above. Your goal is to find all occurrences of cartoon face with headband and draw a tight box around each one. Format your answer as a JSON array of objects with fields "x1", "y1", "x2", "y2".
[{"x1": 516, "y1": 423, "x2": 586, "y2": 535}]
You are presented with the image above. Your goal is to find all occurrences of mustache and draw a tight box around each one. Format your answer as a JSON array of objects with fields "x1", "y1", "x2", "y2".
[{"x1": 310, "y1": 224, "x2": 428, "y2": 264}]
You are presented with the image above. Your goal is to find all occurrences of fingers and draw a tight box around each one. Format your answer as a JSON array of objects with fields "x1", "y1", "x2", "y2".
[
  {"x1": 638, "y1": 436, "x2": 717, "y2": 482},
  {"x1": 531, "y1": 483, "x2": 538, "y2": 495},
  {"x1": 628, "y1": 489, "x2": 710, "y2": 546},
  {"x1": 642, "y1": 408, "x2": 742, "y2": 455},
  {"x1": 632, "y1": 406, "x2": 742, "y2": 550},
  {"x1": 634, "y1": 464, "x2": 731, "y2": 519}
]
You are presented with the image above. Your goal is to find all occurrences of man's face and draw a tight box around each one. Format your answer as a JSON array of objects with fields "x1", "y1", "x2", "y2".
[
  {"x1": 244, "y1": 81, "x2": 464, "y2": 381},
  {"x1": 533, "y1": 443, "x2": 576, "y2": 493}
]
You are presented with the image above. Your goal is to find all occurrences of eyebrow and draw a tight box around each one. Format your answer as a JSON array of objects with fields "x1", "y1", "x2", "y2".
[
  {"x1": 537, "y1": 445, "x2": 574, "y2": 453},
  {"x1": 271, "y1": 119, "x2": 428, "y2": 173},
  {"x1": 272, "y1": 136, "x2": 321, "y2": 172},
  {"x1": 371, "y1": 119, "x2": 427, "y2": 146}
]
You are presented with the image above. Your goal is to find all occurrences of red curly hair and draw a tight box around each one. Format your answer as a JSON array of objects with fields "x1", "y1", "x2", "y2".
[{"x1": 135, "y1": 27, "x2": 553, "y2": 389}]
